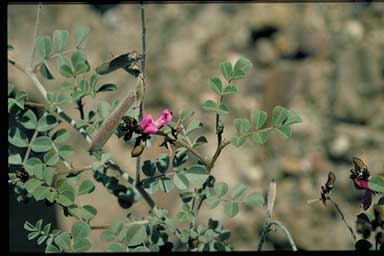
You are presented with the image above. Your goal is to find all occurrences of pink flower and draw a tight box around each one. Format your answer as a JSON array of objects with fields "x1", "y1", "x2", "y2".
[
  {"x1": 353, "y1": 178, "x2": 369, "y2": 190},
  {"x1": 139, "y1": 109, "x2": 172, "y2": 134}
]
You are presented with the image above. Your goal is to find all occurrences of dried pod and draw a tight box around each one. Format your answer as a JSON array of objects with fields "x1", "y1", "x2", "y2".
[
  {"x1": 15, "y1": 168, "x2": 29, "y2": 183},
  {"x1": 325, "y1": 171, "x2": 336, "y2": 192},
  {"x1": 351, "y1": 157, "x2": 370, "y2": 180},
  {"x1": 131, "y1": 136, "x2": 145, "y2": 157},
  {"x1": 266, "y1": 179, "x2": 277, "y2": 218},
  {"x1": 96, "y1": 51, "x2": 141, "y2": 75},
  {"x1": 89, "y1": 92, "x2": 135, "y2": 151}
]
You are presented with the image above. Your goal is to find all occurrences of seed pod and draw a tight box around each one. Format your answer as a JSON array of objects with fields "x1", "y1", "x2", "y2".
[
  {"x1": 131, "y1": 136, "x2": 145, "y2": 157},
  {"x1": 89, "y1": 91, "x2": 135, "y2": 151},
  {"x1": 325, "y1": 171, "x2": 336, "y2": 192},
  {"x1": 266, "y1": 179, "x2": 277, "y2": 218},
  {"x1": 95, "y1": 51, "x2": 141, "y2": 75}
]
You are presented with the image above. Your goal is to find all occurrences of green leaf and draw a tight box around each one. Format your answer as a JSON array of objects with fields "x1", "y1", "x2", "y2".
[
  {"x1": 173, "y1": 147, "x2": 188, "y2": 168},
  {"x1": 251, "y1": 130, "x2": 268, "y2": 144},
  {"x1": 32, "y1": 185, "x2": 50, "y2": 201},
  {"x1": 45, "y1": 244, "x2": 60, "y2": 253},
  {"x1": 82, "y1": 205, "x2": 97, "y2": 221},
  {"x1": 43, "y1": 150, "x2": 59, "y2": 166},
  {"x1": 173, "y1": 173, "x2": 191, "y2": 190},
  {"x1": 250, "y1": 111, "x2": 267, "y2": 129},
  {"x1": 54, "y1": 232, "x2": 71, "y2": 252},
  {"x1": 224, "y1": 202, "x2": 239, "y2": 217},
  {"x1": 186, "y1": 120, "x2": 203, "y2": 135},
  {"x1": 222, "y1": 85, "x2": 238, "y2": 95},
  {"x1": 75, "y1": 63, "x2": 89, "y2": 75},
  {"x1": 215, "y1": 182, "x2": 228, "y2": 197},
  {"x1": 244, "y1": 192, "x2": 265, "y2": 208},
  {"x1": 9, "y1": 153, "x2": 22, "y2": 165},
  {"x1": 8, "y1": 127, "x2": 29, "y2": 148},
  {"x1": 107, "y1": 243, "x2": 124, "y2": 252},
  {"x1": 58, "y1": 190, "x2": 75, "y2": 207},
  {"x1": 24, "y1": 221, "x2": 37, "y2": 232},
  {"x1": 78, "y1": 180, "x2": 95, "y2": 195},
  {"x1": 8, "y1": 83, "x2": 15, "y2": 96},
  {"x1": 31, "y1": 136, "x2": 53, "y2": 152},
  {"x1": 368, "y1": 176, "x2": 384, "y2": 193},
  {"x1": 43, "y1": 167, "x2": 55, "y2": 185},
  {"x1": 125, "y1": 224, "x2": 147, "y2": 246},
  {"x1": 272, "y1": 106, "x2": 288, "y2": 126},
  {"x1": 72, "y1": 220, "x2": 90, "y2": 241},
  {"x1": 38, "y1": 235, "x2": 47, "y2": 245},
  {"x1": 179, "y1": 192, "x2": 194, "y2": 203},
  {"x1": 219, "y1": 61, "x2": 232, "y2": 81},
  {"x1": 40, "y1": 63, "x2": 54, "y2": 80},
  {"x1": 101, "y1": 230, "x2": 115, "y2": 241},
  {"x1": 111, "y1": 219, "x2": 124, "y2": 234},
  {"x1": 24, "y1": 179, "x2": 43, "y2": 194},
  {"x1": 36, "y1": 35, "x2": 52, "y2": 58},
  {"x1": 74, "y1": 26, "x2": 90, "y2": 47},
  {"x1": 217, "y1": 103, "x2": 231, "y2": 115},
  {"x1": 132, "y1": 246, "x2": 150, "y2": 252},
  {"x1": 159, "y1": 176, "x2": 173, "y2": 193},
  {"x1": 60, "y1": 80, "x2": 73, "y2": 90},
  {"x1": 57, "y1": 144, "x2": 74, "y2": 159},
  {"x1": 59, "y1": 65, "x2": 74, "y2": 78},
  {"x1": 185, "y1": 165, "x2": 209, "y2": 185},
  {"x1": 202, "y1": 100, "x2": 218, "y2": 112},
  {"x1": 231, "y1": 183, "x2": 247, "y2": 200},
  {"x1": 28, "y1": 231, "x2": 40, "y2": 240},
  {"x1": 233, "y1": 118, "x2": 250, "y2": 133},
  {"x1": 193, "y1": 136, "x2": 208, "y2": 148},
  {"x1": 230, "y1": 136, "x2": 246, "y2": 147},
  {"x1": 37, "y1": 114, "x2": 58, "y2": 132},
  {"x1": 73, "y1": 239, "x2": 91, "y2": 252},
  {"x1": 45, "y1": 191, "x2": 58, "y2": 203},
  {"x1": 231, "y1": 57, "x2": 252, "y2": 80},
  {"x1": 206, "y1": 195, "x2": 220, "y2": 209},
  {"x1": 52, "y1": 129, "x2": 70, "y2": 144},
  {"x1": 156, "y1": 154, "x2": 169, "y2": 173},
  {"x1": 285, "y1": 110, "x2": 302, "y2": 125},
  {"x1": 53, "y1": 29, "x2": 69, "y2": 51},
  {"x1": 71, "y1": 51, "x2": 87, "y2": 67},
  {"x1": 142, "y1": 160, "x2": 156, "y2": 177},
  {"x1": 23, "y1": 158, "x2": 42, "y2": 174},
  {"x1": 208, "y1": 76, "x2": 223, "y2": 95},
  {"x1": 274, "y1": 126, "x2": 292, "y2": 139},
  {"x1": 96, "y1": 84, "x2": 118, "y2": 93},
  {"x1": 143, "y1": 179, "x2": 159, "y2": 194},
  {"x1": 177, "y1": 211, "x2": 187, "y2": 222}
]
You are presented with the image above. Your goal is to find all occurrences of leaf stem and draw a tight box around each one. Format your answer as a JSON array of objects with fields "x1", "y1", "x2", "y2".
[
  {"x1": 23, "y1": 129, "x2": 39, "y2": 162},
  {"x1": 257, "y1": 219, "x2": 297, "y2": 251},
  {"x1": 328, "y1": 198, "x2": 357, "y2": 241}
]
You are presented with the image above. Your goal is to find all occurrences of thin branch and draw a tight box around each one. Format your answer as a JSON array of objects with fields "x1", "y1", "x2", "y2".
[
  {"x1": 23, "y1": 129, "x2": 39, "y2": 162},
  {"x1": 90, "y1": 220, "x2": 149, "y2": 230},
  {"x1": 328, "y1": 198, "x2": 357, "y2": 241},
  {"x1": 57, "y1": 165, "x2": 93, "y2": 176},
  {"x1": 30, "y1": 3, "x2": 42, "y2": 68},
  {"x1": 25, "y1": 101, "x2": 46, "y2": 109},
  {"x1": 76, "y1": 97, "x2": 85, "y2": 120},
  {"x1": 136, "y1": 1, "x2": 146, "y2": 185},
  {"x1": 257, "y1": 219, "x2": 297, "y2": 251}
]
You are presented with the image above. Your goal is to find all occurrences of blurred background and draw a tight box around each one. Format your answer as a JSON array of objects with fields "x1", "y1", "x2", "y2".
[{"x1": 8, "y1": 2, "x2": 384, "y2": 251}]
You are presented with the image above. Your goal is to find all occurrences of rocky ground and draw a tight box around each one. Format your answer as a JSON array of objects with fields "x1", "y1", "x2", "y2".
[{"x1": 8, "y1": 3, "x2": 384, "y2": 251}]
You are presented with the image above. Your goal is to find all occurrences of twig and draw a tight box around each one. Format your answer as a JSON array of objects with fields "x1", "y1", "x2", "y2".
[
  {"x1": 136, "y1": 1, "x2": 146, "y2": 184},
  {"x1": 57, "y1": 165, "x2": 93, "y2": 176},
  {"x1": 328, "y1": 198, "x2": 357, "y2": 241},
  {"x1": 25, "y1": 101, "x2": 46, "y2": 109},
  {"x1": 76, "y1": 97, "x2": 85, "y2": 120},
  {"x1": 23, "y1": 129, "x2": 39, "y2": 162},
  {"x1": 30, "y1": 3, "x2": 42, "y2": 69},
  {"x1": 90, "y1": 219, "x2": 149, "y2": 231}
]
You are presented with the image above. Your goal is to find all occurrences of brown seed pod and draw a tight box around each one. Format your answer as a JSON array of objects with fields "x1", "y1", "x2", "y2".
[{"x1": 131, "y1": 136, "x2": 145, "y2": 157}]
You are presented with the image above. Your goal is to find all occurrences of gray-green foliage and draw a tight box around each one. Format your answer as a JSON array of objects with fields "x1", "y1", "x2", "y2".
[{"x1": 10, "y1": 22, "x2": 303, "y2": 253}]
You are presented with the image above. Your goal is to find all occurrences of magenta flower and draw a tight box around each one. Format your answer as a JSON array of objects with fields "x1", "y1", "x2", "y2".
[
  {"x1": 139, "y1": 109, "x2": 172, "y2": 134},
  {"x1": 353, "y1": 179, "x2": 369, "y2": 190}
]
